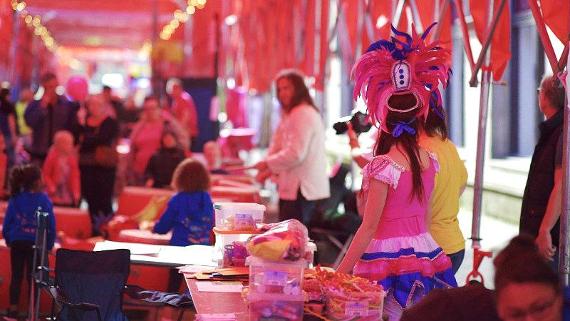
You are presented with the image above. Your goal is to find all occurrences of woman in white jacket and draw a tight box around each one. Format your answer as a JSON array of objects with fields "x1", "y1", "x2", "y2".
[{"x1": 255, "y1": 70, "x2": 330, "y2": 226}]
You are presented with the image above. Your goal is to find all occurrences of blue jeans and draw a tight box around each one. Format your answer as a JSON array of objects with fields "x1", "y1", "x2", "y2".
[{"x1": 448, "y1": 249, "x2": 465, "y2": 275}]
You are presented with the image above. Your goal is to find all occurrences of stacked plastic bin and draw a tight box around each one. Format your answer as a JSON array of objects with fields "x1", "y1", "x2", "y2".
[
  {"x1": 247, "y1": 256, "x2": 306, "y2": 321},
  {"x1": 212, "y1": 202, "x2": 265, "y2": 267}
]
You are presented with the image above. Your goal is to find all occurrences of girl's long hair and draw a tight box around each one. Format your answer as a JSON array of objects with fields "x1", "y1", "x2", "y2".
[{"x1": 375, "y1": 93, "x2": 424, "y2": 201}]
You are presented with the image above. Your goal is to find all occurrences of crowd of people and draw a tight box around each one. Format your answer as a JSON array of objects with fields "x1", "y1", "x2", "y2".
[{"x1": 1, "y1": 25, "x2": 569, "y2": 321}]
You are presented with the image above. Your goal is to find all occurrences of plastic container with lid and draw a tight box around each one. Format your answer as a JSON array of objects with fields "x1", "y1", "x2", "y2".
[
  {"x1": 248, "y1": 293, "x2": 304, "y2": 321},
  {"x1": 247, "y1": 256, "x2": 306, "y2": 295},
  {"x1": 214, "y1": 202, "x2": 266, "y2": 231},
  {"x1": 213, "y1": 227, "x2": 259, "y2": 267}
]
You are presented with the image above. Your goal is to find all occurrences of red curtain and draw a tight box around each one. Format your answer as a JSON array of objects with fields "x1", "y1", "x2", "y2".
[
  {"x1": 470, "y1": 0, "x2": 511, "y2": 81},
  {"x1": 539, "y1": 0, "x2": 570, "y2": 43}
]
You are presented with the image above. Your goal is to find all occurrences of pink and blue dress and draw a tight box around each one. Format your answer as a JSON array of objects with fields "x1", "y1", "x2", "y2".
[{"x1": 354, "y1": 153, "x2": 457, "y2": 308}]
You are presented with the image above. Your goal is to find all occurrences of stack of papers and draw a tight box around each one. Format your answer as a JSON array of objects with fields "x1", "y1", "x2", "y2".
[{"x1": 195, "y1": 313, "x2": 238, "y2": 321}]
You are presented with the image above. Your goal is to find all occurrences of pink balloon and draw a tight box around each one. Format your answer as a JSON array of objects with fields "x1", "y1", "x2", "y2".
[{"x1": 66, "y1": 76, "x2": 89, "y2": 102}]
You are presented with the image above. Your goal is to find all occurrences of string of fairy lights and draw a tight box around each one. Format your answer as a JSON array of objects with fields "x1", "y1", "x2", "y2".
[
  {"x1": 10, "y1": 0, "x2": 207, "y2": 53},
  {"x1": 11, "y1": 0, "x2": 57, "y2": 52},
  {"x1": 159, "y1": 0, "x2": 207, "y2": 41}
]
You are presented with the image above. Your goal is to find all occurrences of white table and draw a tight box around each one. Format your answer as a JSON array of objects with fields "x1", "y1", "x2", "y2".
[{"x1": 94, "y1": 240, "x2": 217, "y2": 268}]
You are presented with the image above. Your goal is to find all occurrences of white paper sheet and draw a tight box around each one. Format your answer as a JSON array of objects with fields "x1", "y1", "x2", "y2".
[{"x1": 195, "y1": 281, "x2": 243, "y2": 293}]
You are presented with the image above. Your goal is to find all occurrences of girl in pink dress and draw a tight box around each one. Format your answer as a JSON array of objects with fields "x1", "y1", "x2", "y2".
[{"x1": 337, "y1": 24, "x2": 457, "y2": 312}]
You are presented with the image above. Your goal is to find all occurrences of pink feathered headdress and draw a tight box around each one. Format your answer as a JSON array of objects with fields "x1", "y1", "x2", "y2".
[{"x1": 352, "y1": 23, "x2": 451, "y2": 133}]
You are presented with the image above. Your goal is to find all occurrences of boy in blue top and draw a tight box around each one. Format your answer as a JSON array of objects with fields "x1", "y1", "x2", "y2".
[
  {"x1": 153, "y1": 158, "x2": 214, "y2": 290},
  {"x1": 2, "y1": 164, "x2": 56, "y2": 316}
]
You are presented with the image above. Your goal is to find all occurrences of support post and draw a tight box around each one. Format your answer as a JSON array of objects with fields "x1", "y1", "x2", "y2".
[
  {"x1": 470, "y1": 0, "x2": 495, "y2": 249},
  {"x1": 561, "y1": 44, "x2": 570, "y2": 286}
]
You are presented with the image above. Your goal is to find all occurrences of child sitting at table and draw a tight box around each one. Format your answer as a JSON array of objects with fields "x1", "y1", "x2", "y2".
[
  {"x1": 43, "y1": 130, "x2": 81, "y2": 206},
  {"x1": 2, "y1": 164, "x2": 56, "y2": 317},
  {"x1": 145, "y1": 129, "x2": 187, "y2": 189},
  {"x1": 153, "y1": 158, "x2": 214, "y2": 292}
]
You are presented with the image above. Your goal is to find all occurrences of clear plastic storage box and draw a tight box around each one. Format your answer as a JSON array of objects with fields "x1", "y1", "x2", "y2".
[
  {"x1": 248, "y1": 293, "x2": 304, "y2": 321},
  {"x1": 213, "y1": 227, "x2": 258, "y2": 267},
  {"x1": 214, "y1": 202, "x2": 266, "y2": 231},
  {"x1": 247, "y1": 256, "x2": 306, "y2": 295}
]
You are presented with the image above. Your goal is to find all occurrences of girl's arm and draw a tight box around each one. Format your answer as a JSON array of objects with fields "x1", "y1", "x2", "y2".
[
  {"x1": 2, "y1": 200, "x2": 15, "y2": 244},
  {"x1": 337, "y1": 179, "x2": 388, "y2": 273},
  {"x1": 153, "y1": 198, "x2": 176, "y2": 234}
]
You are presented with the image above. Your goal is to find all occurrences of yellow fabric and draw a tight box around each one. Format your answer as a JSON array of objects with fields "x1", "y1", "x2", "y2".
[
  {"x1": 420, "y1": 136, "x2": 467, "y2": 254},
  {"x1": 15, "y1": 101, "x2": 31, "y2": 135},
  {"x1": 136, "y1": 195, "x2": 170, "y2": 222}
]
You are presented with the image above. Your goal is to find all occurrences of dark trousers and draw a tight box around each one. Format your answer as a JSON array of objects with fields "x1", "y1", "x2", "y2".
[
  {"x1": 279, "y1": 190, "x2": 317, "y2": 226},
  {"x1": 167, "y1": 268, "x2": 183, "y2": 293},
  {"x1": 448, "y1": 249, "x2": 465, "y2": 275},
  {"x1": 9, "y1": 240, "x2": 35, "y2": 306},
  {"x1": 80, "y1": 165, "x2": 116, "y2": 236}
]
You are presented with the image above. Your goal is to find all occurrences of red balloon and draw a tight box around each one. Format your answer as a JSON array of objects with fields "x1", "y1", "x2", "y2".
[{"x1": 66, "y1": 76, "x2": 89, "y2": 102}]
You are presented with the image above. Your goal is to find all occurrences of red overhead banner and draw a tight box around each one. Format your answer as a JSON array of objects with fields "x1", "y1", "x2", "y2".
[
  {"x1": 470, "y1": 0, "x2": 511, "y2": 81},
  {"x1": 539, "y1": 0, "x2": 570, "y2": 43}
]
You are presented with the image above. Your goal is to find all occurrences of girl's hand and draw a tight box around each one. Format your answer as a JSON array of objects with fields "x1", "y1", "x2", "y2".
[
  {"x1": 254, "y1": 160, "x2": 268, "y2": 172},
  {"x1": 536, "y1": 231, "x2": 556, "y2": 260}
]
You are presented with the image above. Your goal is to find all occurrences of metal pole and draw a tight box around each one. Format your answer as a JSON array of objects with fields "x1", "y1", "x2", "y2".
[
  {"x1": 392, "y1": 0, "x2": 406, "y2": 30},
  {"x1": 432, "y1": 0, "x2": 450, "y2": 41},
  {"x1": 471, "y1": 0, "x2": 494, "y2": 250},
  {"x1": 561, "y1": 44, "x2": 570, "y2": 286},
  {"x1": 407, "y1": 0, "x2": 424, "y2": 33}
]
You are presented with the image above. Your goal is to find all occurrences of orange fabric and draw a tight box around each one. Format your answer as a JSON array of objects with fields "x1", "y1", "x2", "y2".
[
  {"x1": 540, "y1": 0, "x2": 570, "y2": 43},
  {"x1": 417, "y1": 0, "x2": 453, "y2": 50},
  {"x1": 343, "y1": 0, "x2": 359, "y2": 58},
  {"x1": 361, "y1": 0, "x2": 392, "y2": 51},
  {"x1": 316, "y1": 0, "x2": 330, "y2": 90},
  {"x1": 469, "y1": 0, "x2": 511, "y2": 81},
  {"x1": 304, "y1": 0, "x2": 316, "y2": 76},
  {"x1": 54, "y1": 207, "x2": 92, "y2": 239}
]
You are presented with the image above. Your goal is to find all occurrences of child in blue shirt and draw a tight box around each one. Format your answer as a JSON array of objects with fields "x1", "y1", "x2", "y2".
[
  {"x1": 153, "y1": 158, "x2": 214, "y2": 291},
  {"x1": 2, "y1": 164, "x2": 56, "y2": 316}
]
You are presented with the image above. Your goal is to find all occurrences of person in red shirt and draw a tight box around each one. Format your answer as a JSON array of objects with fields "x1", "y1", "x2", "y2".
[{"x1": 166, "y1": 78, "x2": 198, "y2": 149}]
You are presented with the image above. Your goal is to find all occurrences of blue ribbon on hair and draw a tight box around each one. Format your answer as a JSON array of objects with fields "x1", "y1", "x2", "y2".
[{"x1": 392, "y1": 119, "x2": 416, "y2": 138}]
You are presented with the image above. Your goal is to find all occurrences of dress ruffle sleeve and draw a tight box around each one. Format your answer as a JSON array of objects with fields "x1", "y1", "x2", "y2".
[{"x1": 361, "y1": 155, "x2": 405, "y2": 191}]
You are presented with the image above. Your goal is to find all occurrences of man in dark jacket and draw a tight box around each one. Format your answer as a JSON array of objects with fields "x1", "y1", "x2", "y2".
[
  {"x1": 520, "y1": 74, "x2": 565, "y2": 263},
  {"x1": 24, "y1": 72, "x2": 78, "y2": 165}
]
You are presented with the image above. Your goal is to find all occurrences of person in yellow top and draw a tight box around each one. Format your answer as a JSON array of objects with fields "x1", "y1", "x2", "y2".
[
  {"x1": 347, "y1": 102, "x2": 467, "y2": 274},
  {"x1": 15, "y1": 88, "x2": 33, "y2": 137},
  {"x1": 419, "y1": 103, "x2": 467, "y2": 274}
]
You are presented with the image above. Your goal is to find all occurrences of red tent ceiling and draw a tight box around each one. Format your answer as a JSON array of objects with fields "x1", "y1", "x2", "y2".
[{"x1": 25, "y1": 0, "x2": 180, "y2": 50}]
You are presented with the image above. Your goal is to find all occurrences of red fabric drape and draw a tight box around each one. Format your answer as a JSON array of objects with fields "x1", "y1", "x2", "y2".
[
  {"x1": 539, "y1": 0, "x2": 570, "y2": 43},
  {"x1": 470, "y1": 0, "x2": 511, "y2": 81},
  {"x1": 315, "y1": 0, "x2": 329, "y2": 90}
]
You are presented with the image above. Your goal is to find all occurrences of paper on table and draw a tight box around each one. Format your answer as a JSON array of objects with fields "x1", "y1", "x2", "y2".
[
  {"x1": 196, "y1": 281, "x2": 243, "y2": 293},
  {"x1": 195, "y1": 313, "x2": 237, "y2": 321},
  {"x1": 178, "y1": 265, "x2": 214, "y2": 273}
]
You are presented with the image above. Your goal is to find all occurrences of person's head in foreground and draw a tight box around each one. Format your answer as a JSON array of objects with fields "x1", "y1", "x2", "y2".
[
  {"x1": 171, "y1": 158, "x2": 210, "y2": 192},
  {"x1": 494, "y1": 234, "x2": 562, "y2": 321}
]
